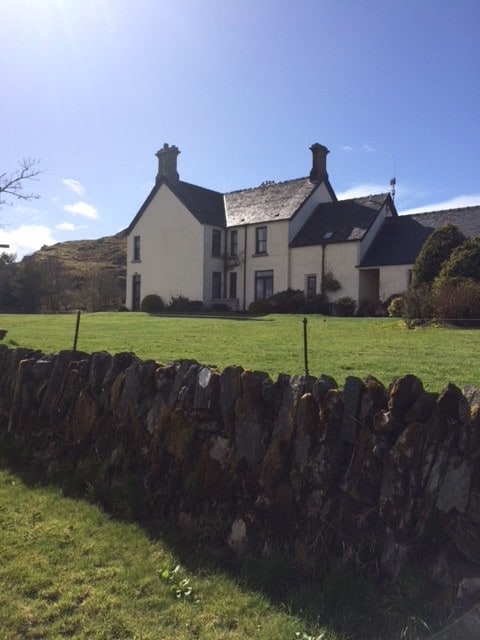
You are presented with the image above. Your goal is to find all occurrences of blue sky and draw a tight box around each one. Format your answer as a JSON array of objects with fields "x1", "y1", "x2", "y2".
[{"x1": 1, "y1": 0, "x2": 479, "y2": 258}]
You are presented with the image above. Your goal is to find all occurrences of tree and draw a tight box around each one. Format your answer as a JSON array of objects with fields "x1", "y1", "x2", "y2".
[
  {"x1": 436, "y1": 237, "x2": 480, "y2": 283},
  {"x1": 0, "y1": 158, "x2": 42, "y2": 209},
  {"x1": 411, "y1": 223, "x2": 465, "y2": 287},
  {"x1": 12, "y1": 258, "x2": 45, "y2": 313},
  {"x1": 0, "y1": 252, "x2": 19, "y2": 312}
]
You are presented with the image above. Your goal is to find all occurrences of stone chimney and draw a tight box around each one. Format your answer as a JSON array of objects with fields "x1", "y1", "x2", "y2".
[
  {"x1": 156, "y1": 143, "x2": 180, "y2": 184},
  {"x1": 309, "y1": 143, "x2": 329, "y2": 183}
]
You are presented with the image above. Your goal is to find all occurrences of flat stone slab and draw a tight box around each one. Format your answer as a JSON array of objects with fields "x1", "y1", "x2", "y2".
[{"x1": 430, "y1": 603, "x2": 480, "y2": 639}]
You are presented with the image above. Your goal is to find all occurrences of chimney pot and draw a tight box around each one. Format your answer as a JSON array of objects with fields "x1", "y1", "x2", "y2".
[
  {"x1": 156, "y1": 143, "x2": 180, "y2": 184},
  {"x1": 309, "y1": 143, "x2": 329, "y2": 183}
]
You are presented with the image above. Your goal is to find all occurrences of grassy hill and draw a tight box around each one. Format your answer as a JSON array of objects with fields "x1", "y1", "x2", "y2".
[
  {"x1": 20, "y1": 231, "x2": 127, "y2": 310},
  {"x1": 28, "y1": 229, "x2": 127, "y2": 278}
]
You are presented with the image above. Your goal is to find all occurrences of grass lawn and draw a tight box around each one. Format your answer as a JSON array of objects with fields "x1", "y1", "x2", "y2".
[
  {"x1": 1, "y1": 312, "x2": 478, "y2": 392},
  {"x1": 0, "y1": 468, "x2": 439, "y2": 640},
  {"x1": 0, "y1": 468, "x2": 336, "y2": 640}
]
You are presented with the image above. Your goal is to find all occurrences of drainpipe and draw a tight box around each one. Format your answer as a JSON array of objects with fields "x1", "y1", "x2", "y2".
[
  {"x1": 320, "y1": 243, "x2": 326, "y2": 294},
  {"x1": 243, "y1": 225, "x2": 247, "y2": 311},
  {"x1": 223, "y1": 230, "x2": 228, "y2": 299}
]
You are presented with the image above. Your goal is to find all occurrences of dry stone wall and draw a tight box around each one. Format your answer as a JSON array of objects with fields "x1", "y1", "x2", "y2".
[{"x1": 0, "y1": 345, "x2": 479, "y2": 609}]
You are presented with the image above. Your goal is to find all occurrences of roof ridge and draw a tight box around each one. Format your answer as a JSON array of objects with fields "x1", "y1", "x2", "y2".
[
  {"x1": 224, "y1": 176, "x2": 310, "y2": 197},
  {"x1": 410, "y1": 204, "x2": 480, "y2": 216}
]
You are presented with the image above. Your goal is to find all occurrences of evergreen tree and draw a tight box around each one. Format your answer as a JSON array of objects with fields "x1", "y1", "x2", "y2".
[{"x1": 412, "y1": 223, "x2": 465, "y2": 287}]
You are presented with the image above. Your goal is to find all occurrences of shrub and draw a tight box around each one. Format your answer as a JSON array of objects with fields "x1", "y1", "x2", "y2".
[
  {"x1": 166, "y1": 295, "x2": 204, "y2": 313},
  {"x1": 209, "y1": 302, "x2": 230, "y2": 312},
  {"x1": 356, "y1": 297, "x2": 380, "y2": 317},
  {"x1": 401, "y1": 284, "x2": 433, "y2": 326},
  {"x1": 268, "y1": 288, "x2": 307, "y2": 313},
  {"x1": 437, "y1": 237, "x2": 480, "y2": 282},
  {"x1": 322, "y1": 270, "x2": 341, "y2": 292},
  {"x1": 387, "y1": 296, "x2": 404, "y2": 318},
  {"x1": 412, "y1": 223, "x2": 465, "y2": 287},
  {"x1": 334, "y1": 296, "x2": 356, "y2": 317},
  {"x1": 304, "y1": 292, "x2": 330, "y2": 314},
  {"x1": 431, "y1": 277, "x2": 480, "y2": 322},
  {"x1": 140, "y1": 294, "x2": 165, "y2": 313},
  {"x1": 248, "y1": 299, "x2": 273, "y2": 315}
]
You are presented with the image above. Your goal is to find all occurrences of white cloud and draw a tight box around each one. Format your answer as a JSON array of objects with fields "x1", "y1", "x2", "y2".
[
  {"x1": 63, "y1": 201, "x2": 99, "y2": 219},
  {"x1": 337, "y1": 183, "x2": 388, "y2": 200},
  {"x1": 0, "y1": 225, "x2": 57, "y2": 260},
  {"x1": 55, "y1": 221, "x2": 77, "y2": 231},
  {"x1": 339, "y1": 144, "x2": 376, "y2": 153},
  {"x1": 400, "y1": 194, "x2": 480, "y2": 216},
  {"x1": 63, "y1": 179, "x2": 85, "y2": 196}
]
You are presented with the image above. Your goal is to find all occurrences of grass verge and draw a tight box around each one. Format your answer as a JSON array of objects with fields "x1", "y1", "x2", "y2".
[
  {"x1": 1, "y1": 312, "x2": 479, "y2": 392},
  {"x1": 0, "y1": 465, "x2": 443, "y2": 640}
]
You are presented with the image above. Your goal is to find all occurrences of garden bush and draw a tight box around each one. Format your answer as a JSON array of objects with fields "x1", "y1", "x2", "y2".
[
  {"x1": 412, "y1": 223, "x2": 465, "y2": 287},
  {"x1": 334, "y1": 296, "x2": 356, "y2": 317},
  {"x1": 166, "y1": 295, "x2": 204, "y2": 313},
  {"x1": 401, "y1": 284, "x2": 434, "y2": 326},
  {"x1": 140, "y1": 294, "x2": 165, "y2": 313},
  {"x1": 268, "y1": 288, "x2": 307, "y2": 313},
  {"x1": 431, "y1": 277, "x2": 480, "y2": 322},
  {"x1": 437, "y1": 237, "x2": 480, "y2": 282},
  {"x1": 304, "y1": 292, "x2": 330, "y2": 314},
  {"x1": 387, "y1": 296, "x2": 404, "y2": 318},
  {"x1": 248, "y1": 299, "x2": 273, "y2": 315}
]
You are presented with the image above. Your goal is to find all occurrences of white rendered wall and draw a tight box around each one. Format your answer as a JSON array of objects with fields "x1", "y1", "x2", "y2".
[{"x1": 126, "y1": 184, "x2": 205, "y2": 308}]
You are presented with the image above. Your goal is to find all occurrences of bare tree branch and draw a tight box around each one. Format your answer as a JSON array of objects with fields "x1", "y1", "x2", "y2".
[{"x1": 0, "y1": 158, "x2": 43, "y2": 209}]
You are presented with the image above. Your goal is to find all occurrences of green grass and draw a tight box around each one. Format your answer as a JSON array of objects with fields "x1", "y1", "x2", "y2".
[
  {"x1": 1, "y1": 312, "x2": 478, "y2": 392},
  {"x1": 0, "y1": 468, "x2": 441, "y2": 640},
  {"x1": 0, "y1": 468, "x2": 334, "y2": 640}
]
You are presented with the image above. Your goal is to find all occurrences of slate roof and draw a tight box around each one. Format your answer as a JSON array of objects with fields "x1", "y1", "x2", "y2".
[
  {"x1": 360, "y1": 205, "x2": 480, "y2": 267},
  {"x1": 175, "y1": 181, "x2": 226, "y2": 226},
  {"x1": 127, "y1": 178, "x2": 225, "y2": 233},
  {"x1": 224, "y1": 177, "x2": 319, "y2": 226},
  {"x1": 290, "y1": 193, "x2": 391, "y2": 247}
]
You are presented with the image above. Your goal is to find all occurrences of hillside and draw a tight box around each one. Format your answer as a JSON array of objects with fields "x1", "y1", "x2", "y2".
[
  {"x1": 29, "y1": 230, "x2": 127, "y2": 270},
  {"x1": 21, "y1": 230, "x2": 127, "y2": 310}
]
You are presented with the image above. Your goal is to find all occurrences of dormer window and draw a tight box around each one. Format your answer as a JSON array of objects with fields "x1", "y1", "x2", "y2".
[{"x1": 324, "y1": 231, "x2": 334, "y2": 240}]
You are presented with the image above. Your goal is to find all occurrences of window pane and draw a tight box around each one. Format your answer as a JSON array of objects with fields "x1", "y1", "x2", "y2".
[
  {"x1": 212, "y1": 229, "x2": 221, "y2": 256},
  {"x1": 230, "y1": 230, "x2": 238, "y2": 256},
  {"x1": 255, "y1": 270, "x2": 273, "y2": 300},
  {"x1": 133, "y1": 236, "x2": 141, "y2": 261},
  {"x1": 212, "y1": 272, "x2": 222, "y2": 298},
  {"x1": 256, "y1": 227, "x2": 267, "y2": 254}
]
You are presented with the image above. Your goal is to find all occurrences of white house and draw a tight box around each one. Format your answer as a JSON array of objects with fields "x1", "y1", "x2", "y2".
[{"x1": 126, "y1": 143, "x2": 480, "y2": 311}]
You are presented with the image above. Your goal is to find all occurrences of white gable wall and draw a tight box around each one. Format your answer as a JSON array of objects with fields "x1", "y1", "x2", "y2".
[{"x1": 126, "y1": 184, "x2": 205, "y2": 308}]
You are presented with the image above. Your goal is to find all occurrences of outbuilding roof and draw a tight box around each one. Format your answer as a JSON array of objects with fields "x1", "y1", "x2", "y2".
[
  {"x1": 290, "y1": 193, "x2": 391, "y2": 247},
  {"x1": 360, "y1": 205, "x2": 480, "y2": 267}
]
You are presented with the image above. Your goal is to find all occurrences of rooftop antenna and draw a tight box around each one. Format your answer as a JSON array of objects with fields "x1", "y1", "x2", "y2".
[
  {"x1": 390, "y1": 161, "x2": 396, "y2": 201},
  {"x1": 390, "y1": 177, "x2": 396, "y2": 201}
]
